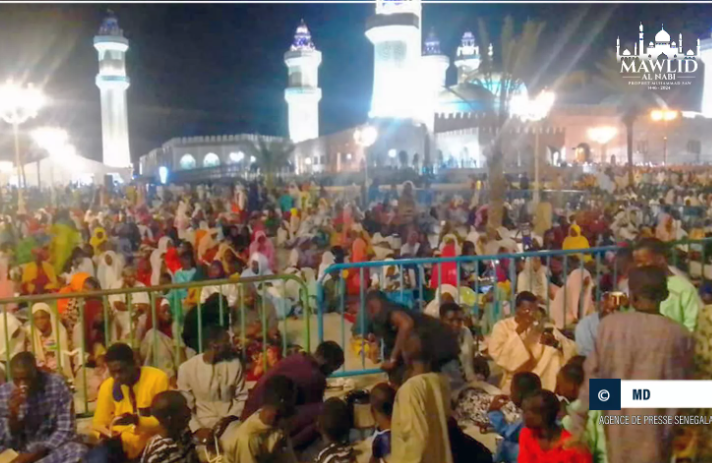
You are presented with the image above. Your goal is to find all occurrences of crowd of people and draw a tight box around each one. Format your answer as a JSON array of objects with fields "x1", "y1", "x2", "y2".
[{"x1": 0, "y1": 165, "x2": 709, "y2": 462}]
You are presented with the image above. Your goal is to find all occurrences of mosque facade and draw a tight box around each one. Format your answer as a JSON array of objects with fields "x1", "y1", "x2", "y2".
[{"x1": 139, "y1": 2, "x2": 712, "y2": 182}]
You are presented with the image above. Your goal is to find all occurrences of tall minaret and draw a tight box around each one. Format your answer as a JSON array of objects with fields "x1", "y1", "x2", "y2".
[
  {"x1": 365, "y1": 0, "x2": 422, "y2": 120},
  {"x1": 420, "y1": 29, "x2": 449, "y2": 128},
  {"x1": 700, "y1": 33, "x2": 712, "y2": 116},
  {"x1": 284, "y1": 20, "x2": 322, "y2": 143},
  {"x1": 639, "y1": 23, "x2": 645, "y2": 58},
  {"x1": 94, "y1": 12, "x2": 131, "y2": 168},
  {"x1": 454, "y1": 32, "x2": 481, "y2": 84}
]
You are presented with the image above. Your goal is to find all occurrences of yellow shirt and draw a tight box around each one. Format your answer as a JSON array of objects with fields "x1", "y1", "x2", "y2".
[
  {"x1": 232, "y1": 411, "x2": 295, "y2": 463},
  {"x1": 92, "y1": 366, "x2": 169, "y2": 459}
]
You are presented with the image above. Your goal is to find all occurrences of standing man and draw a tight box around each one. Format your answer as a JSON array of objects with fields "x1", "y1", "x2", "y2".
[
  {"x1": 177, "y1": 326, "x2": 247, "y2": 462},
  {"x1": 632, "y1": 238, "x2": 701, "y2": 331},
  {"x1": 0, "y1": 352, "x2": 86, "y2": 463},
  {"x1": 87, "y1": 343, "x2": 169, "y2": 463},
  {"x1": 241, "y1": 341, "x2": 344, "y2": 449},
  {"x1": 489, "y1": 291, "x2": 576, "y2": 393},
  {"x1": 571, "y1": 266, "x2": 694, "y2": 463}
]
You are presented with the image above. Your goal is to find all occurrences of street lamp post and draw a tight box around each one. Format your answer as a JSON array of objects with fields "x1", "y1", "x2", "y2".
[
  {"x1": 587, "y1": 126, "x2": 618, "y2": 164},
  {"x1": 353, "y1": 125, "x2": 378, "y2": 207},
  {"x1": 0, "y1": 81, "x2": 45, "y2": 214},
  {"x1": 650, "y1": 109, "x2": 678, "y2": 166},
  {"x1": 512, "y1": 90, "x2": 556, "y2": 205}
]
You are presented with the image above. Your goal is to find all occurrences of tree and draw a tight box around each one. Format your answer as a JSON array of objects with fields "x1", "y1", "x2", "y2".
[
  {"x1": 250, "y1": 137, "x2": 295, "y2": 188},
  {"x1": 464, "y1": 17, "x2": 545, "y2": 230},
  {"x1": 595, "y1": 50, "x2": 664, "y2": 188}
]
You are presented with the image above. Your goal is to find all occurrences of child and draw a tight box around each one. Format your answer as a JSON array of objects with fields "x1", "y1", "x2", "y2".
[
  {"x1": 487, "y1": 371, "x2": 541, "y2": 463},
  {"x1": 233, "y1": 375, "x2": 298, "y2": 463},
  {"x1": 519, "y1": 389, "x2": 592, "y2": 463},
  {"x1": 314, "y1": 398, "x2": 356, "y2": 463},
  {"x1": 141, "y1": 391, "x2": 199, "y2": 463},
  {"x1": 370, "y1": 383, "x2": 395, "y2": 463},
  {"x1": 558, "y1": 361, "x2": 607, "y2": 463}
]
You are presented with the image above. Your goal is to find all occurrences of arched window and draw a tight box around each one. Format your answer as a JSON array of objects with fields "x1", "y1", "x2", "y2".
[
  {"x1": 229, "y1": 151, "x2": 245, "y2": 164},
  {"x1": 179, "y1": 154, "x2": 196, "y2": 170},
  {"x1": 203, "y1": 153, "x2": 220, "y2": 167}
]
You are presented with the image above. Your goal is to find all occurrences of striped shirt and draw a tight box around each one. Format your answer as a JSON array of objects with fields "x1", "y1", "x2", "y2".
[
  {"x1": 141, "y1": 430, "x2": 199, "y2": 463},
  {"x1": 313, "y1": 442, "x2": 356, "y2": 463}
]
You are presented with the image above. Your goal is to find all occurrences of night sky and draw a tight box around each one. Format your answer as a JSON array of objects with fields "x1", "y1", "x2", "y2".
[{"x1": 0, "y1": 2, "x2": 710, "y2": 164}]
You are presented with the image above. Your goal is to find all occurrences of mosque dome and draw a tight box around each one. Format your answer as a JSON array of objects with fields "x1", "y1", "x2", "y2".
[
  {"x1": 622, "y1": 49, "x2": 631, "y2": 56},
  {"x1": 436, "y1": 82, "x2": 494, "y2": 113},
  {"x1": 655, "y1": 27, "x2": 670, "y2": 43},
  {"x1": 290, "y1": 19, "x2": 315, "y2": 51}
]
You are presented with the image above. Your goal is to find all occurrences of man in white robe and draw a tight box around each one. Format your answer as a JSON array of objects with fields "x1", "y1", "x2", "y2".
[
  {"x1": 488, "y1": 291, "x2": 576, "y2": 393},
  {"x1": 177, "y1": 325, "x2": 248, "y2": 463}
]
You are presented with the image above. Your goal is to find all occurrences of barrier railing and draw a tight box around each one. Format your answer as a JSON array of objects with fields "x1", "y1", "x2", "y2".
[
  {"x1": 316, "y1": 239, "x2": 712, "y2": 378},
  {"x1": 0, "y1": 273, "x2": 311, "y2": 417}
]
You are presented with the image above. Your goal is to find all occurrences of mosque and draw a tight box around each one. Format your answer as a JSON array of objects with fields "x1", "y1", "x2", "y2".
[{"x1": 132, "y1": 2, "x2": 712, "y2": 182}]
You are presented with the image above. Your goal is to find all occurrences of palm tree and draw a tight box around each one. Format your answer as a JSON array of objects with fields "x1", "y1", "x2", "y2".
[
  {"x1": 464, "y1": 17, "x2": 545, "y2": 229},
  {"x1": 595, "y1": 50, "x2": 663, "y2": 188},
  {"x1": 250, "y1": 137, "x2": 295, "y2": 188}
]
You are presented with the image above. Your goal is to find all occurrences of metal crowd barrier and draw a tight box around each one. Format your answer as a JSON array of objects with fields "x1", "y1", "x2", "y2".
[
  {"x1": 0, "y1": 273, "x2": 311, "y2": 417},
  {"x1": 316, "y1": 238, "x2": 712, "y2": 378}
]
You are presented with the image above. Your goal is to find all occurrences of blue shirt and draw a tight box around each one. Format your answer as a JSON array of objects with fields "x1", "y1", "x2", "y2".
[
  {"x1": 0, "y1": 372, "x2": 81, "y2": 456},
  {"x1": 575, "y1": 312, "x2": 600, "y2": 357},
  {"x1": 487, "y1": 410, "x2": 523, "y2": 463}
]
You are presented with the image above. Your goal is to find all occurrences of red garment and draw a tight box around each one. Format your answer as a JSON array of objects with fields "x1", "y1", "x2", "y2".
[
  {"x1": 518, "y1": 428, "x2": 592, "y2": 463},
  {"x1": 83, "y1": 298, "x2": 106, "y2": 353},
  {"x1": 165, "y1": 247, "x2": 181, "y2": 274},
  {"x1": 430, "y1": 242, "x2": 458, "y2": 289}
]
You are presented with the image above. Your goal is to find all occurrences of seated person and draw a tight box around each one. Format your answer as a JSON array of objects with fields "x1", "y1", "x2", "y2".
[
  {"x1": 314, "y1": 398, "x2": 356, "y2": 463},
  {"x1": 87, "y1": 343, "x2": 170, "y2": 463},
  {"x1": 370, "y1": 383, "x2": 395, "y2": 463},
  {"x1": 0, "y1": 352, "x2": 86, "y2": 463},
  {"x1": 489, "y1": 291, "x2": 576, "y2": 393},
  {"x1": 241, "y1": 341, "x2": 345, "y2": 449},
  {"x1": 485, "y1": 372, "x2": 541, "y2": 463},
  {"x1": 558, "y1": 362, "x2": 606, "y2": 463},
  {"x1": 177, "y1": 325, "x2": 247, "y2": 463},
  {"x1": 234, "y1": 375, "x2": 298, "y2": 463},
  {"x1": 141, "y1": 391, "x2": 199, "y2": 463},
  {"x1": 439, "y1": 302, "x2": 475, "y2": 392},
  {"x1": 518, "y1": 390, "x2": 592, "y2": 463},
  {"x1": 233, "y1": 287, "x2": 281, "y2": 379}
]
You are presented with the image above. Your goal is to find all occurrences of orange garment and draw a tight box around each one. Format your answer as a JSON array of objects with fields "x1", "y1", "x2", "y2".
[
  {"x1": 57, "y1": 272, "x2": 91, "y2": 315},
  {"x1": 347, "y1": 237, "x2": 369, "y2": 296}
]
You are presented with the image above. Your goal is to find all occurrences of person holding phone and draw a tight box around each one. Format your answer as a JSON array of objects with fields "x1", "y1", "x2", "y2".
[
  {"x1": 489, "y1": 292, "x2": 576, "y2": 393},
  {"x1": 86, "y1": 343, "x2": 169, "y2": 463}
]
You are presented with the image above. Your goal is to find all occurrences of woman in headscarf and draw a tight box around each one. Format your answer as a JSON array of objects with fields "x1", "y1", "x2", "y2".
[
  {"x1": 562, "y1": 223, "x2": 592, "y2": 262},
  {"x1": 28, "y1": 303, "x2": 73, "y2": 379},
  {"x1": 248, "y1": 230, "x2": 275, "y2": 271},
  {"x1": 215, "y1": 242, "x2": 244, "y2": 276},
  {"x1": 21, "y1": 248, "x2": 59, "y2": 295},
  {"x1": 424, "y1": 284, "x2": 459, "y2": 317},
  {"x1": 516, "y1": 256, "x2": 550, "y2": 302},
  {"x1": 140, "y1": 298, "x2": 183, "y2": 385},
  {"x1": 0, "y1": 311, "x2": 26, "y2": 375},
  {"x1": 169, "y1": 250, "x2": 205, "y2": 325},
  {"x1": 96, "y1": 250, "x2": 124, "y2": 291},
  {"x1": 430, "y1": 236, "x2": 459, "y2": 289},
  {"x1": 550, "y1": 257, "x2": 594, "y2": 329},
  {"x1": 346, "y1": 229, "x2": 370, "y2": 296},
  {"x1": 57, "y1": 272, "x2": 101, "y2": 339},
  {"x1": 150, "y1": 237, "x2": 173, "y2": 285},
  {"x1": 64, "y1": 246, "x2": 95, "y2": 280}
]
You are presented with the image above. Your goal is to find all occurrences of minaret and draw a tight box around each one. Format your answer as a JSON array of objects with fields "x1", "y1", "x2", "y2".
[
  {"x1": 420, "y1": 28, "x2": 449, "y2": 128},
  {"x1": 701, "y1": 34, "x2": 712, "y2": 116},
  {"x1": 454, "y1": 32, "x2": 481, "y2": 84},
  {"x1": 365, "y1": 0, "x2": 422, "y2": 120},
  {"x1": 284, "y1": 20, "x2": 322, "y2": 143},
  {"x1": 94, "y1": 12, "x2": 131, "y2": 168},
  {"x1": 639, "y1": 23, "x2": 645, "y2": 58}
]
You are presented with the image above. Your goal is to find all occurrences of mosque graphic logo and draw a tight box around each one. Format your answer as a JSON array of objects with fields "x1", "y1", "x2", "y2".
[{"x1": 615, "y1": 23, "x2": 699, "y2": 90}]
